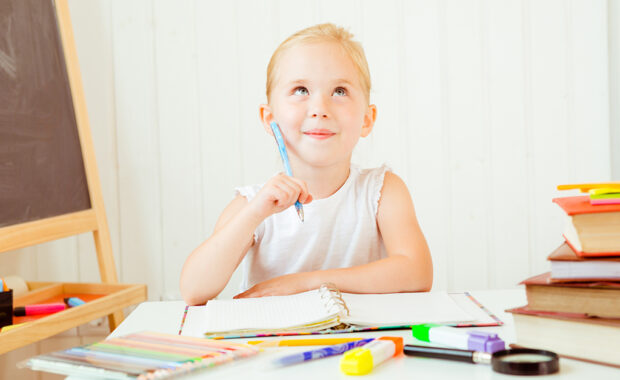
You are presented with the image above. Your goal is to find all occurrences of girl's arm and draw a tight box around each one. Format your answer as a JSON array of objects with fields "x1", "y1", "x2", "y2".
[
  {"x1": 180, "y1": 173, "x2": 312, "y2": 305},
  {"x1": 179, "y1": 195, "x2": 259, "y2": 305},
  {"x1": 235, "y1": 172, "x2": 432, "y2": 298}
]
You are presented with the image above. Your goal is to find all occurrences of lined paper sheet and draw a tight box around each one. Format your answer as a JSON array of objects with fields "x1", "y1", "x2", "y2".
[
  {"x1": 341, "y1": 291, "x2": 474, "y2": 326},
  {"x1": 182, "y1": 289, "x2": 335, "y2": 337}
]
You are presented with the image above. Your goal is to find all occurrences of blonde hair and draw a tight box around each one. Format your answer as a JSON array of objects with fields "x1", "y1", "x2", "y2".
[{"x1": 266, "y1": 23, "x2": 371, "y2": 103}]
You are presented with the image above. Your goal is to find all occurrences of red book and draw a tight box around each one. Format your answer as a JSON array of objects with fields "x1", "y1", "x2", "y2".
[
  {"x1": 552, "y1": 196, "x2": 620, "y2": 257},
  {"x1": 553, "y1": 195, "x2": 620, "y2": 215}
]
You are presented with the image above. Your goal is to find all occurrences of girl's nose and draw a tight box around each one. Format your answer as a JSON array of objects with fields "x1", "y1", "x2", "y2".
[
  {"x1": 311, "y1": 111, "x2": 329, "y2": 119},
  {"x1": 309, "y1": 95, "x2": 329, "y2": 119}
]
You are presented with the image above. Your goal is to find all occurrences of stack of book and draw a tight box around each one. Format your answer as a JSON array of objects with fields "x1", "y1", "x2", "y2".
[{"x1": 508, "y1": 184, "x2": 620, "y2": 368}]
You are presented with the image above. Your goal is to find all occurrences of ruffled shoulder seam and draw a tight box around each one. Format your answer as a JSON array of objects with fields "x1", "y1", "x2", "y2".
[{"x1": 370, "y1": 164, "x2": 392, "y2": 217}]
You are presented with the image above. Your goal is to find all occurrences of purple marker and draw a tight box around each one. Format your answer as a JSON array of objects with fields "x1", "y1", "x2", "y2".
[
  {"x1": 273, "y1": 338, "x2": 375, "y2": 367},
  {"x1": 411, "y1": 324, "x2": 505, "y2": 353}
]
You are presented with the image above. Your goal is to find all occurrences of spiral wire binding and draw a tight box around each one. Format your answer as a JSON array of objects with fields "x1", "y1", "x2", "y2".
[{"x1": 319, "y1": 283, "x2": 350, "y2": 317}]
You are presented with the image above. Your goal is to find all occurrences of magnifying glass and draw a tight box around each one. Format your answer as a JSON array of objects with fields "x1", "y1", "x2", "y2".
[{"x1": 404, "y1": 344, "x2": 559, "y2": 376}]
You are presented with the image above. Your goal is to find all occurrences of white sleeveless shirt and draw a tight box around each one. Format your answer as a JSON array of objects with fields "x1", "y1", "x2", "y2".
[{"x1": 235, "y1": 164, "x2": 390, "y2": 292}]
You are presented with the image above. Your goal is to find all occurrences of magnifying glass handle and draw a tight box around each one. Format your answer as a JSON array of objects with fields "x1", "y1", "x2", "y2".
[{"x1": 404, "y1": 345, "x2": 492, "y2": 364}]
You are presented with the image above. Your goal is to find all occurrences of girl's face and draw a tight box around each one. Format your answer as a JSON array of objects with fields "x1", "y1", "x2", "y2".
[{"x1": 261, "y1": 42, "x2": 376, "y2": 170}]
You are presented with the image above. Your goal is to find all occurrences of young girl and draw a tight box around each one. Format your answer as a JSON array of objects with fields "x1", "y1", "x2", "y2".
[{"x1": 180, "y1": 23, "x2": 432, "y2": 305}]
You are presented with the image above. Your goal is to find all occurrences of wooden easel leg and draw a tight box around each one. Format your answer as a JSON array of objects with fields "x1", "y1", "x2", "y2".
[
  {"x1": 108, "y1": 310, "x2": 124, "y2": 331},
  {"x1": 93, "y1": 228, "x2": 126, "y2": 331}
]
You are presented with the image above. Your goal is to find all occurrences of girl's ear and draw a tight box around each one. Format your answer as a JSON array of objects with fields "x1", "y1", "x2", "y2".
[
  {"x1": 361, "y1": 104, "x2": 377, "y2": 138},
  {"x1": 259, "y1": 104, "x2": 275, "y2": 135}
]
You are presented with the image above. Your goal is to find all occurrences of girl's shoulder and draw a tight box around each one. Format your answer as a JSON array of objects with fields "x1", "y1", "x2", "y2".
[
  {"x1": 353, "y1": 163, "x2": 391, "y2": 179},
  {"x1": 351, "y1": 164, "x2": 393, "y2": 215},
  {"x1": 351, "y1": 163, "x2": 393, "y2": 189}
]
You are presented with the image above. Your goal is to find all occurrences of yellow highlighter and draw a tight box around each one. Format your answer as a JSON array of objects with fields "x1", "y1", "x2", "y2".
[
  {"x1": 1, "y1": 322, "x2": 29, "y2": 333},
  {"x1": 589, "y1": 187, "x2": 620, "y2": 196},
  {"x1": 557, "y1": 182, "x2": 620, "y2": 193},
  {"x1": 340, "y1": 337, "x2": 403, "y2": 375}
]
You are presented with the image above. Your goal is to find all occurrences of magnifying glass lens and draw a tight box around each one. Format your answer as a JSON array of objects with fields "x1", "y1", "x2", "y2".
[
  {"x1": 492, "y1": 349, "x2": 559, "y2": 375},
  {"x1": 499, "y1": 353, "x2": 555, "y2": 363}
]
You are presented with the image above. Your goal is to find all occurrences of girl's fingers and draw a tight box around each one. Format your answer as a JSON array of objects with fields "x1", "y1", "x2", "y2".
[
  {"x1": 273, "y1": 182, "x2": 297, "y2": 205},
  {"x1": 274, "y1": 176, "x2": 305, "y2": 202},
  {"x1": 262, "y1": 172, "x2": 312, "y2": 211},
  {"x1": 280, "y1": 175, "x2": 312, "y2": 204},
  {"x1": 300, "y1": 193, "x2": 313, "y2": 204},
  {"x1": 271, "y1": 188, "x2": 287, "y2": 204}
]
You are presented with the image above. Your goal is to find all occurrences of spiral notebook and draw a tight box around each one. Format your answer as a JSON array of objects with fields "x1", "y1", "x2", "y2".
[{"x1": 180, "y1": 285, "x2": 502, "y2": 339}]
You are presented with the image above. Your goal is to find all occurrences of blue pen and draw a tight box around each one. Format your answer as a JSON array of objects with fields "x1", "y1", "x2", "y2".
[
  {"x1": 272, "y1": 338, "x2": 374, "y2": 367},
  {"x1": 269, "y1": 121, "x2": 304, "y2": 222}
]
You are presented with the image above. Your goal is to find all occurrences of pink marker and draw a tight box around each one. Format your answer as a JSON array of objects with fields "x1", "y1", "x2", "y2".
[{"x1": 13, "y1": 303, "x2": 66, "y2": 316}]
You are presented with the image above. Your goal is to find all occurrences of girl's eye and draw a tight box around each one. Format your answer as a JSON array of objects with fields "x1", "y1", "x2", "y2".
[
  {"x1": 333, "y1": 87, "x2": 347, "y2": 96},
  {"x1": 293, "y1": 87, "x2": 309, "y2": 96}
]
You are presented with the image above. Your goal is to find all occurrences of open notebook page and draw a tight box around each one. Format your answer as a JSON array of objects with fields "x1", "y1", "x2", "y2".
[
  {"x1": 182, "y1": 289, "x2": 336, "y2": 337},
  {"x1": 341, "y1": 291, "x2": 474, "y2": 326}
]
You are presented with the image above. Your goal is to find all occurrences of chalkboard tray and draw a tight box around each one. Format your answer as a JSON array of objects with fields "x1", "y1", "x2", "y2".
[{"x1": 0, "y1": 281, "x2": 147, "y2": 354}]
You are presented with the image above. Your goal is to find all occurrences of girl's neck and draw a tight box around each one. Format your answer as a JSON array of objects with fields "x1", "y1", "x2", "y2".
[{"x1": 292, "y1": 160, "x2": 351, "y2": 200}]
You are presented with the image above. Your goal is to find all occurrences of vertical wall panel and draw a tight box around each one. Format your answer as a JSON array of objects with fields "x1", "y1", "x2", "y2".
[
  {"x1": 443, "y1": 0, "x2": 489, "y2": 290},
  {"x1": 236, "y1": 1, "x2": 281, "y2": 187},
  {"x1": 35, "y1": 239, "x2": 79, "y2": 283},
  {"x1": 68, "y1": 0, "x2": 121, "y2": 284},
  {"x1": 0, "y1": 248, "x2": 38, "y2": 281},
  {"x1": 276, "y1": 0, "x2": 317, "y2": 40},
  {"x1": 111, "y1": 0, "x2": 163, "y2": 299},
  {"x1": 318, "y1": 0, "x2": 362, "y2": 32},
  {"x1": 485, "y1": 0, "x2": 529, "y2": 288},
  {"x1": 403, "y1": 1, "x2": 448, "y2": 290},
  {"x1": 527, "y1": 0, "x2": 571, "y2": 276},
  {"x1": 360, "y1": 1, "x2": 406, "y2": 172},
  {"x1": 568, "y1": 1, "x2": 610, "y2": 181},
  {"x1": 195, "y1": 0, "x2": 244, "y2": 298},
  {"x1": 153, "y1": 0, "x2": 203, "y2": 300}
]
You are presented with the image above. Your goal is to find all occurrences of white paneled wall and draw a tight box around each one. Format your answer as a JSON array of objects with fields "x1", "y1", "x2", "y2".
[
  {"x1": 0, "y1": 1, "x2": 616, "y2": 376},
  {"x1": 1, "y1": 0, "x2": 615, "y2": 301}
]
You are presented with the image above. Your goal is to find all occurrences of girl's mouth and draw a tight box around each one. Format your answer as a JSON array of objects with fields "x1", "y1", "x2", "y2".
[{"x1": 303, "y1": 129, "x2": 336, "y2": 140}]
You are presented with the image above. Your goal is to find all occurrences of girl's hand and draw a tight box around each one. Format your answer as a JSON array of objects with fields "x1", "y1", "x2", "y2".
[
  {"x1": 233, "y1": 272, "x2": 316, "y2": 299},
  {"x1": 248, "y1": 173, "x2": 312, "y2": 220}
]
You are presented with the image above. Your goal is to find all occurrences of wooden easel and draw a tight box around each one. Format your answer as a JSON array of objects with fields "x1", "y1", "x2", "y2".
[{"x1": 0, "y1": 0, "x2": 146, "y2": 354}]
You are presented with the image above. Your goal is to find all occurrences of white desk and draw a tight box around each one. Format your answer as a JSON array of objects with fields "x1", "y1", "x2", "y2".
[{"x1": 107, "y1": 290, "x2": 618, "y2": 379}]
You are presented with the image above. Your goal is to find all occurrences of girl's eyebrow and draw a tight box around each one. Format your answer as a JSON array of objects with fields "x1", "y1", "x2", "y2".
[
  {"x1": 332, "y1": 78, "x2": 354, "y2": 86},
  {"x1": 283, "y1": 78, "x2": 357, "y2": 88},
  {"x1": 286, "y1": 79, "x2": 308, "y2": 86}
]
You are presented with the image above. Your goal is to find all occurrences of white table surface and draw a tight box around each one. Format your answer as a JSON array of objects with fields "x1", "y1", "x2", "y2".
[{"x1": 100, "y1": 289, "x2": 618, "y2": 379}]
